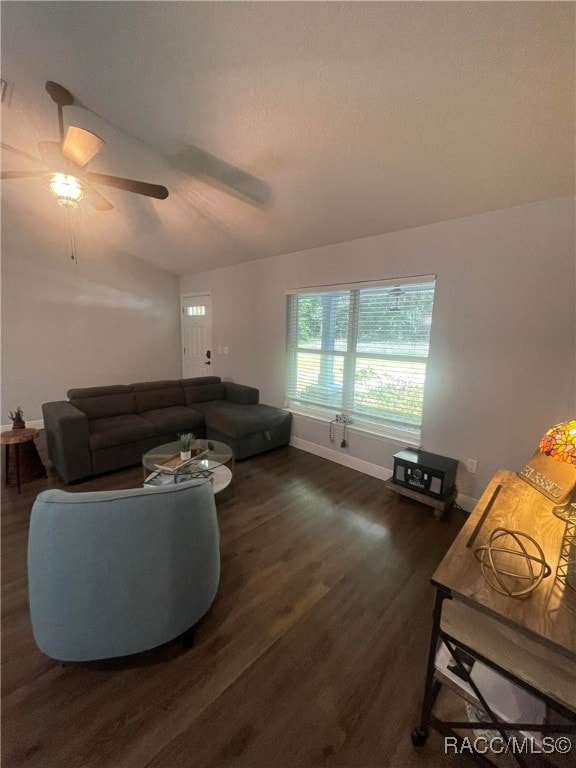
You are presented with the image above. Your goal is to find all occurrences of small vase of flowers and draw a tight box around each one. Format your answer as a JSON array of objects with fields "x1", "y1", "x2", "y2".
[
  {"x1": 9, "y1": 407, "x2": 25, "y2": 430},
  {"x1": 179, "y1": 432, "x2": 195, "y2": 461}
]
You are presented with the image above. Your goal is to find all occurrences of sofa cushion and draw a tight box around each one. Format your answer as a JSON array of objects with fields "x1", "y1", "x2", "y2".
[
  {"x1": 223, "y1": 382, "x2": 259, "y2": 405},
  {"x1": 88, "y1": 415, "x2": 156, "y2": 450},
  {"x1": 132, "y1": 380, "x2": 183, "y2": 392},
  {"x1": 184, "y1": 383, "x2": 225, "y2": 405},
  {"x1": 67, "y1": 384, "x2": 133, "y2": 400},
  {"x1": 134, "y1": 386, "x2": 185, "y2": 413},
  {"x1": 139, "y1": 406, "x2": 205, "y2": 434},
  {"x1": 181, "y1": 377, "x2": 221, "y2": 387},
  {"x1": 192, "y1": 401, "x2": 290, "y2": 439},
  {"x1": 70, "y1": 393, "x2": 136, "y2": 421}
]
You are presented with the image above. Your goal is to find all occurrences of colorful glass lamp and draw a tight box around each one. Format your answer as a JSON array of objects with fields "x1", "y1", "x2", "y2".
[
  {"x1": 540, "y1": 421, "x2": 576, "y2": 591},
  {"x1": 539, "y1": 420, "x2": 576, "y2": 465}
]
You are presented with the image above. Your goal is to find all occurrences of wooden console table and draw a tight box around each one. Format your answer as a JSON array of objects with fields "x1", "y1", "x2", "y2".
[{"x1": 413, "y1": 469, "x2": 576, "y2": 766}]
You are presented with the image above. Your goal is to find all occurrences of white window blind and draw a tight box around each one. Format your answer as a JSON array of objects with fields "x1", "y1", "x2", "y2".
[{"x1": 285, "y1": 277, "x2": 436, "y2": 437}]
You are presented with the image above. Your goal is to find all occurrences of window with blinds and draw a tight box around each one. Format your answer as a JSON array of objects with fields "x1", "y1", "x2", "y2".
[{"x1": 285, "y1": 277, "x2": 436, "y2": 438}]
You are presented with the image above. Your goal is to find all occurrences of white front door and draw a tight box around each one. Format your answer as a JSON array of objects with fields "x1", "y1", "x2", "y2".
[{"x1": 181, "y1": 294, "x2": 213, "y2": 378}]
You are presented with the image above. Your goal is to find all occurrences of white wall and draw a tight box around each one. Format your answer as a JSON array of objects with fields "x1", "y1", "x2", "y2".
[
  {"x1": 1, "y1": 201, "x2": 182, "y2": 423},
  {"x1": 180, "y1": 197, "x2": 576, "y2": 501}
]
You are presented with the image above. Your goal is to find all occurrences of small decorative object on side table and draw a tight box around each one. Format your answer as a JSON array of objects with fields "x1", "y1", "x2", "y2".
[{"x1": 9, "y1": 407, "x2": 25, "y2": 430}]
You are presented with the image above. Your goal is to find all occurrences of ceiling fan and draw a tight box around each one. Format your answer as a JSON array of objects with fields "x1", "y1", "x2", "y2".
[{"x1": 1, "y1": 81, "x2": 169, "y2": 210}]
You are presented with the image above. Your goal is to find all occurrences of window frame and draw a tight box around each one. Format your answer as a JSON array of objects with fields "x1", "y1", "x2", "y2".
[{"x1": 285, "y1": 275, "x2": 436, "y2": 441}]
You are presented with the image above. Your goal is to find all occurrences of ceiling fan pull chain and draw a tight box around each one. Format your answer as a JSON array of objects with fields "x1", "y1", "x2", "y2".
[{"x1": 66, "y1": 208, "x2": 78, "y2": 264}]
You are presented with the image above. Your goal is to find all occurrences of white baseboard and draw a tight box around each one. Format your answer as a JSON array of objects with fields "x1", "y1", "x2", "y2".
[
  {"x1": 454, "y1": 493, "x2": 478, "y2": 513},
  {"x1": 290, "y1": 436, "x2": 393, "y2": 481},
  {"x1": 289, "y1": 436, "x2": 477, "y2": 512},
  {"x1": 1, "y1": 419, "x2": 44, "y2": 432}
]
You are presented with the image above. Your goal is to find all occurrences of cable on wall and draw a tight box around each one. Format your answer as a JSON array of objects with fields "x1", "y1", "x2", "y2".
[{"x1": 329, "y1": 414, "x2": 351, "y2": 449}]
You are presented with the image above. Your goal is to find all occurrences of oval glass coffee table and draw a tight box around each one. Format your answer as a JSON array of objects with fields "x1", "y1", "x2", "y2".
[{"x1": 142, "y1": 439, "x2": 234, "y2": 495}]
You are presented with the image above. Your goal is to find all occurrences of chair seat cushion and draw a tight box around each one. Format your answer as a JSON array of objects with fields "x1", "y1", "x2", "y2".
[
  {"x1": 192, "y1": 401, "x2": 290, "y2": 439},
  {"x1": 140, "y1": 406, "x2": 205, "y2": 434},
  {"x1": 89, "y1": 415, "x2": 156, "y2": 450}
]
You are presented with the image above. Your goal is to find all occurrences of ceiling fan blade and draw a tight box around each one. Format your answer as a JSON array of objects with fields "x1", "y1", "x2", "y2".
[
  {"x1": 84, "y1": 172, "x2": 169, "y2": 200},
  {"x1": 1, "y1": 142, "x2": 45, "y2": 167},
  {"x1": 62, "y1": 126, "x2": 104, "y2": 168},
  {"x1": 37, "y1": 140, "x2": 66, "y2": 170},
  {"x1": 1, "y1": 170, "x2": 47, "y2": 180},
  {"x1": 84, "y1": 183, "x2": 115, "y2": 211},
  {"x1": 169, "y1": 146, "x2": 271, "y2": 207}
]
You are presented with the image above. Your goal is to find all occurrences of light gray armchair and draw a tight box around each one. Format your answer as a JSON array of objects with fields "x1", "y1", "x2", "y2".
[{"x1": 28, "y1": 479, "x2": 220, "y2": 662}]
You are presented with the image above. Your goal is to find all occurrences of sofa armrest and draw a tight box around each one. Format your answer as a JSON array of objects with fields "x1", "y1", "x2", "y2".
[
  {"x1": 223, "y1": 382, "x2": 259, "y2": 405},
  {"x1": 42, "y1": 401, "x2": 92, "y2": 483}
]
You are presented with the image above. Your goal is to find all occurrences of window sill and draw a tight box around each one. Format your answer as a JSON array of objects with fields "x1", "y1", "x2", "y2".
[{"x1": 286, "y1": 406, "x2": 421, "y2": 447}]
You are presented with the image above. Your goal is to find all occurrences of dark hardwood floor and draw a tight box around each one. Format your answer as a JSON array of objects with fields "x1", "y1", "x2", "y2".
[{"x1": 2, "y1": 440, "x2": 472, "y2": 768}]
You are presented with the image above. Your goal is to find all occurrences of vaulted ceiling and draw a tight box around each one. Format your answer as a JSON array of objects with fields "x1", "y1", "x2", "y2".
[{"x1": 1, "y1": 1, "x2": 574, "y2": 275}]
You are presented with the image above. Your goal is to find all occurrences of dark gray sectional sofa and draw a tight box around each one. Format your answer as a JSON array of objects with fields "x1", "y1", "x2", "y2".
[{"x1": 42, "y1": 376, "x2": 292, "y2": 483}]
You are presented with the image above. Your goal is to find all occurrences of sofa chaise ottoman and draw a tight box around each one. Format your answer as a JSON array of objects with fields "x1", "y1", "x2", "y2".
[{"x1": 42, "y1": 376, "x2": 292, "y2": 483}]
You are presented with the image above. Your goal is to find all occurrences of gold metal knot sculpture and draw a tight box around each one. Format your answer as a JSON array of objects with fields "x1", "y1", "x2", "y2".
[{"x1": 474, "y1": 528, "x2": 551, "y2": 598}]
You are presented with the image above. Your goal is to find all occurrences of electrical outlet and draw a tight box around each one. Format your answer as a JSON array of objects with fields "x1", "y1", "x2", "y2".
[
  {"x1": 466, "y1": 458, "x2": 478, "y2": 474},
  {"x1": 223, "y1": 346, "x2": 229, "y2": 355}
]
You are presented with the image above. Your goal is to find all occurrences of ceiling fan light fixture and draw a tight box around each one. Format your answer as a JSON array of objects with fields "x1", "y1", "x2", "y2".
[
  {"x1": 48, "y1": 172, "x2": 83, "y2": 207},
  {"x1": 4, "y1": 83, "x2": 167, "y2": 215}
]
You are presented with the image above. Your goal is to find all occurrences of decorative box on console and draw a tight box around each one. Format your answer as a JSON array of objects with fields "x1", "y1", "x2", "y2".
[{"x1": 392, "y1": 448, "x2": 458, "y2": 500}]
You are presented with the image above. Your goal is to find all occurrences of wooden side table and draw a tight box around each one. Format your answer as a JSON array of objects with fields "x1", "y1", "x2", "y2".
[{"x1": 1, "y1": 428, "x2": 46, "y2": 494}]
